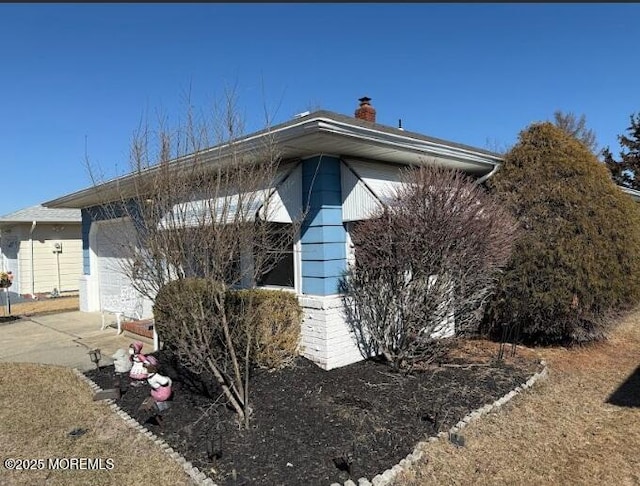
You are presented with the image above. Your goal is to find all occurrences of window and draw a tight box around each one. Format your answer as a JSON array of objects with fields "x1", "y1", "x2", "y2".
[
  {"x1": 345, "y1": 222, "x2": 356, "y2": 268},
  {"x1": 255, "y1": 223, "x2": 295, "y2": 289}
]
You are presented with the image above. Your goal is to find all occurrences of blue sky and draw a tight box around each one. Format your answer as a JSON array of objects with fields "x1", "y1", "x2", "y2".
[{"x1": 1, "y1": 3, "x2": 638, "y2": 216}]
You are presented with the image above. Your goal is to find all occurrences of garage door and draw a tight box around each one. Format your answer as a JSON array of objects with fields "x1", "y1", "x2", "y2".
[{"x1": 94, "y1": 219, "x2": 153, "y2": 319}]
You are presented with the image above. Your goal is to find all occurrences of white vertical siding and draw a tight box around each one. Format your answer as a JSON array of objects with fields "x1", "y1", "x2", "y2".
[{"x1": 341, "y1": 159, "x2": 407, "y2": 222}]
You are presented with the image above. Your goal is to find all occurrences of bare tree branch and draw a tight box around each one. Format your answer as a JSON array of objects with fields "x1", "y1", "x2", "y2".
[{"x1": 85, "y1": 86, "x2": 301, "y2": 427}]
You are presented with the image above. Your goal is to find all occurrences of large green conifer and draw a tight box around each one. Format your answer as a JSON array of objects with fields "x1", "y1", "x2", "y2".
[
  {"x1": 604, "y1": 113, "x2": 640, "y2": 189},
  {"x1": 487, "y1": 122, "x2": 640, "y2": 344}
]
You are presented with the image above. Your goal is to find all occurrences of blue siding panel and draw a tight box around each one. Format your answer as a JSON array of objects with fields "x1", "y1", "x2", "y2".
[
  {"x1": 306, "y1": 189, "x2": 342, "y2": 207},
  {"x1": 302, "y1": 170, "x2": 341, "y2": 185},
  {"x1": 303, "y1": 259, "x2": 347, "y2": 278},
  {"x1": 302, "y1": 242, "x2": 346, "y2": 262},
  {"x1": 303, "y1": 277, "x2": 342, "y2": 296},
  {"x1": 301, "y1": 156, "x2": 347, "y2": 296},
  {"x1": 300, "y1": 225, "x2": 346, "y2": 244},
  {"x1": 302, "y1": 157, "x2": 341, "y2": 177},
  {"x1": 303, "y1": 207, "x2": 343, "y2": 227}
]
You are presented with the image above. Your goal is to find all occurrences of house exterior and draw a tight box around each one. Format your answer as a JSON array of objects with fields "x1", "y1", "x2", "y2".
[
  {"x1": 621, "y1": 186, "x2": 640, "y2": 202},
  {"x1": 43, "y1": 98, "x2": 502, "y2": 370},
  {"x1": 0, "y1": 205, "x2": 82, "y2": 297}
]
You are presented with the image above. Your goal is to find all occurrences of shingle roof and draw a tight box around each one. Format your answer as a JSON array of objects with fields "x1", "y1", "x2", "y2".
[
  {"x1": 0, "y1": 204, "x2": 81, "y2": 224},
  {"x1": 306, "y1": 110, "x2": 503, "y2": 158}
]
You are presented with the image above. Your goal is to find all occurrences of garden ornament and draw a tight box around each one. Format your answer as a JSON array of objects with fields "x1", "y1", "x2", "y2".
[
  {"x1": 112, "y1": 348, "x2": 132, "y2": 374},
  {"x1": 139, "y1": 355, "x2": 173, "y2": 426},
  {"x1": 128, "y1": 341, "x2": 149, "y2": 384},
  {"x1": 142, "y1": 355, "x2": 173, "y2": 403}
]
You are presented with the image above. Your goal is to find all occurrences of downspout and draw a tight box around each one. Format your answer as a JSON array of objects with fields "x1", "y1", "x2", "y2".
[
  {"x1": 475, "y1": 163, "x2": 501, "y2": 185},
  {"x1": 29, "y1": 221, "x2": 36, "y2": 298}
]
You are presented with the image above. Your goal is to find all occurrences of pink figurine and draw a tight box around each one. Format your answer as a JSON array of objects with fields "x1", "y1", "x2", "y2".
[
  {"x1": 128, "y1": 341, "x2": 148, "y2": 384},
  {"x1": 142, "y1": 356, "x2": 172, "y2": 402},
  {"x1": 140, "y1": 355, "x2": 173, "y2": 426}
]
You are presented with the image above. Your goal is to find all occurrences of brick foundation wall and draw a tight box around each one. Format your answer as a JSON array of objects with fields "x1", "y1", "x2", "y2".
[{"x1": 299, "y1": 294, "x2": 363, "y2": 370}]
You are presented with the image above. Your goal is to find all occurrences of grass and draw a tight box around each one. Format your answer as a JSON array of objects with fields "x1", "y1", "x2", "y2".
[
  {"x1": 3, "y1": 296, "x2": 80, "y2": 317},
  {"x1": 395, "y1": 310, "x2": 640, "y2": 486},
  {"x1": 0, "y1": 363, "x2": 193, "y2": 486}
]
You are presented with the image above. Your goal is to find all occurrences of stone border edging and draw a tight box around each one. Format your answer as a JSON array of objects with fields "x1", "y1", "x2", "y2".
[
  {"x1": 72, "y1": 368, "x2": 216, "y2": 486},
  {"x1": 329, "y1": 359, "x2": 549, "y2": 486},
  {"x1": 74, "y1": 359, "x2": 549, "y2": 486}
]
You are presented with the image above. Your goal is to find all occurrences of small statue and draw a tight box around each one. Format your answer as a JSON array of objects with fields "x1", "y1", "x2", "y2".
[
  {"x1": 112, "y1": 348, "x2": 133, "y2": 374},
  {"x1": 128, "y1": 341, "x2": 149, "y2": 384},
  {"x1": 139, "y1": 355, "x2": 173, "y2": 426}
]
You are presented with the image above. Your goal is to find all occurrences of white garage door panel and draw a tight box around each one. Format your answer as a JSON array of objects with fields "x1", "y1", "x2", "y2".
[{"x1": 95, "y1": 219, "x2": 153, "y2": 319}]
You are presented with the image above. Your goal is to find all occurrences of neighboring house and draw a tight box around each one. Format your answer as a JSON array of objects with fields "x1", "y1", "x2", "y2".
[
  {"x1": 43, "y1": 97, "x2": 502, "y2": 370},
  {"x1": 620, "y1": 186, "x2": 640, "y2": 202},
  {"x1": 0, "y1": 205, "x2": 82, "y2": 297}
]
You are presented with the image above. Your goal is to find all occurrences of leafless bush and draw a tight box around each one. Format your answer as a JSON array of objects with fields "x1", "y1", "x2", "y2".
[
  {"x1": 86, "y1": 88, "x2": 301, "y2": 427},
  {"x1": 341, "y1": 165, "x2": 517, "y2": 371}
]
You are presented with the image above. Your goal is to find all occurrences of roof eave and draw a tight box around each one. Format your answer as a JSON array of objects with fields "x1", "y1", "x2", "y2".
[{"x1": 44, "y1": 114, "x2": 502, "y2": 209}]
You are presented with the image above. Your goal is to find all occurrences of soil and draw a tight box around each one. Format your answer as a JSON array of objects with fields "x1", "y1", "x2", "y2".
[{"x1": 85, "y1": 343, "x2": 540, "y2": 486}]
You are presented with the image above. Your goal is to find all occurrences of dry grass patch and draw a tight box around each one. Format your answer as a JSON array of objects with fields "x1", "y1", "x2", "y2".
[
  {"x1": 0, "y1": 363, "x2": 193, "y2": 486},
  {"x1": 396, "y1": 311, "x2": 640, "y2": 486},
  {"x1": 4, "y1": 296, "x2": 80, "y2": 317}
]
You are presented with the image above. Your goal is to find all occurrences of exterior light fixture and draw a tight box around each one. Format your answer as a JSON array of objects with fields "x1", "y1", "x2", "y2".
[{"x1": 88, "y1": 348, "x2": 102, "y2": 370}]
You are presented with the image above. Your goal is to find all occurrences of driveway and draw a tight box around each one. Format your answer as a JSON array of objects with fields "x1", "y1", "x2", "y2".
[{"x1": 0, "y1": 311, "x2": 137, "y2": 371}]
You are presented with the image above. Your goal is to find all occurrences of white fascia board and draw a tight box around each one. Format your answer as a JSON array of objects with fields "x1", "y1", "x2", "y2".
[
  {"x1": 44, "y1": 121, "x2": 313, "y2": 209},
  {"x1": 311, "y1": 119, "x2": 503, "y2": 168}
]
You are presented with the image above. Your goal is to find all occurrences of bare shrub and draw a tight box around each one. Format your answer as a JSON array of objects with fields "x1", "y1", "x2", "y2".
[
  {"x1": 341, "y1": 165, "x2": 517, "y2": 371},
  {"x1": 553, "y1": 110, "x2": 599, "y2": 154},
  {"x1": 87, "y1": 88, "x2": 301, "y2": 427}
]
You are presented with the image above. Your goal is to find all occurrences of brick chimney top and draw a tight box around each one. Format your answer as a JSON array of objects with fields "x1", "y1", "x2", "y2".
[{"x1": 355, "y1": 96, "x2": 376, "y2": 123}]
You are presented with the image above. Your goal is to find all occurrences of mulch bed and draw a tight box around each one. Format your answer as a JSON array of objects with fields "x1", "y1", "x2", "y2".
[{"x1": 85, "y1": 346, "x2": 540, "y2": 486}]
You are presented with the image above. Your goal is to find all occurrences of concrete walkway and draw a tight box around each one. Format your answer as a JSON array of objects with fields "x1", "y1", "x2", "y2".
[{"x1": 0, "y1": 311, "x2": 143, "y2": 371}]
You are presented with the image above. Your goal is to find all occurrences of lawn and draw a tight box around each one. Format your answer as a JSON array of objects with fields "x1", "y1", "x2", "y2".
[
  {"x1": 394, "y1": 310, "x2": 640, "y2": 486},
  {"x1": 0, "y1": 363, "x2": 192, "y2": 486},
  {"x1": 2, "y1": 295, "x2": 79, "y2": 317}
]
